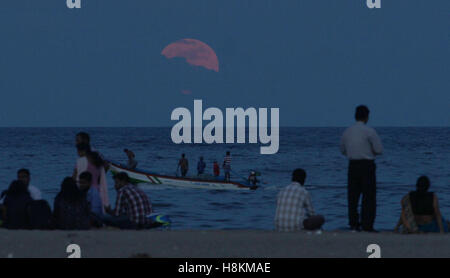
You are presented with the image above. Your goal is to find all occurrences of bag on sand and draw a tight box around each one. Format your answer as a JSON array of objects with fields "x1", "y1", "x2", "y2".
[{"x1": 26, "y1": 200, "x2": 53, "y2": 230}]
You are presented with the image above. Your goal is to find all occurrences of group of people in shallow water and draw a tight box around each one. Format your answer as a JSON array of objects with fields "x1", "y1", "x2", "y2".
[
  {"x1": 0, "y1": 132, "x2": 155, "y2": 230},
  {"x1": 275, "y1": 105, "x2": 449, "y2": 234},
  {"x1": 177, "y1": 151, "x2": 233, "y2": 182}
]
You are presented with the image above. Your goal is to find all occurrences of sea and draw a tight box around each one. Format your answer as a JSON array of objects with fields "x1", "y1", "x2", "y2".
[{"x1": 0, "y1": 127, "x2": 449, "y2": 231}]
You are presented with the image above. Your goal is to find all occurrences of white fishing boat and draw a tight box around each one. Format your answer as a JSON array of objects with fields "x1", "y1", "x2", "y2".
[{"x1": 107, "y1": 161, "x2": 258, "y2": 190}]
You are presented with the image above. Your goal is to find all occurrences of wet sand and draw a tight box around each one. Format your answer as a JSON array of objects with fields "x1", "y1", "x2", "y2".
[{"x1": 0, "y1": 229, "x2": 449, "y2": 258}]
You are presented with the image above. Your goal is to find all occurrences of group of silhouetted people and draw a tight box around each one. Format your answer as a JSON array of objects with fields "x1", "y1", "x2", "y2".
[{"x1": 0, "y1": 132, "x2": 155, "y2": 230}]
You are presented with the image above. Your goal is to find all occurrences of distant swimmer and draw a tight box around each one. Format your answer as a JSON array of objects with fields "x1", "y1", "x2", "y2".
[
  {"x1": 124, "y1": 149, "x2": 138, "y2": 170},
  {"x1": 222, "y1": 151, "x2": 231, "y2": 181},
  {"x1": 275, "y1": 169, "x2": 325, "y2": 232},
  {"x1": 177, "y1": 153, "x2": 189, "y2": 177},
  {"x1": 340, "y1": 105, "x2": 383, "y2": 233},
  {"x1": 197, "y1": 156, "x2": 206, "y2": 175}
]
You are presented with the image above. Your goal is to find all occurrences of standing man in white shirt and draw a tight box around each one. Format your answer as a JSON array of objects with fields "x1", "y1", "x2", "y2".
[
  {"x1": 340, "y1": 105, "x2": 383, "y2": 232},
  {"x1": 17, "y1": 168, "x2": 42, "y2": 200}
]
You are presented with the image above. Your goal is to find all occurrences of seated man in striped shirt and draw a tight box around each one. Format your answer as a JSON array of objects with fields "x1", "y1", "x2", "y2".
[
  {"x1": 275, "y1": 169, "x2": 325, "y2": 232},
  {"x1": 104, "y1": 172, "x2": 152, "y2": 229}
]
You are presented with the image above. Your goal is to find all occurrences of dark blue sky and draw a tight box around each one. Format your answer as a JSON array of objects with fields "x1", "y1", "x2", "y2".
[{"x1": 0, "y1": 0, "x2": 448, "y2": 127}]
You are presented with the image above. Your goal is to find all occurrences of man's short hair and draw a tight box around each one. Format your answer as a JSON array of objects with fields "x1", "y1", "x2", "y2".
[
  {"x1": 292, "y1": 168, "x2": 306, "y2": 184},
  {"x1": 76, "y1": 132, "x2": 90, "y2": 144},
  {"x1": 416, "y1": 176, "x2": 430, "y2": 192},
  {"x1": 79, "y1": 171, "x2": 93, "y2": 182},
  {"x1": 17, "y1": 168, "x2": 30, "y2": 176},
  {"x1": 355, "y1": 105, "x2": 370, "y2": 121},
  {"x1": 113, "y1": 172, "x2": 130, "y2": 183}
]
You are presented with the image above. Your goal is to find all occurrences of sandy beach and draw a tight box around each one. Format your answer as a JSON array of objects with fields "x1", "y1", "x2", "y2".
[{"x1": 0, "y1": 229, "x2": 449, "y2": 258}]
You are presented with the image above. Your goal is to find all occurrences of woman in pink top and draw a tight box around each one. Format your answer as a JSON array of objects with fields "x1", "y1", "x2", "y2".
[{"x1": 73, "y1": 143, "x2": 110, "y2": 209}]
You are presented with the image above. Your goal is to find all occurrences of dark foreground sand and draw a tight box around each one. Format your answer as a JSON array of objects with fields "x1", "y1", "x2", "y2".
[{"x1": 0, "y1": 229, "x2": 449, "y2": 258}]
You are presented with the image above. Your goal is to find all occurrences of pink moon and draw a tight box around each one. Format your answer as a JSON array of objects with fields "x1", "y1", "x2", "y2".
[{"x1": 161, "y1": 38, "x2": 219, "y2": 72}]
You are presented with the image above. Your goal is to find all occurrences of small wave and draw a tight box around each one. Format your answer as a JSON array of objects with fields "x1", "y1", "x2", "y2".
[{"x1": 152, "y1": 202, "x2": 174, "y2": 208}]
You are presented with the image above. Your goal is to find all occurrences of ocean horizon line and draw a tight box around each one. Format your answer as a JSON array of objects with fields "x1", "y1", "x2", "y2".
[{"x1": 0, "y1": 126, "x2": 448, "y2": 129}]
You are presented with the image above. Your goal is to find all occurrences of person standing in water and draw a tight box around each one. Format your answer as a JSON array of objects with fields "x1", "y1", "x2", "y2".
[
  {"x1": 213, "y1": 160, "x2": 220, "y2": 178},
  {"x1": 177, "y1": 154, "x2": 189, "y2": 177},
  {"x1": 197, "y1": 156, "x2": 206, "y2": 176},
  {"x1": 340, "y1": 105, "x2": 383, "y2": 232},
  {"x1": 223, "y1": 151, "x2": 231, "y2": 181},
  {"x1": 124, "y1": 149, "x2": 138, "y2": 170}
]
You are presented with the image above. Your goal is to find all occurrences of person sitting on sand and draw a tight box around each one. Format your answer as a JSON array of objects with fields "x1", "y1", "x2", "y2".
[
  {"x1": 177, "y1": 153, "x2": 189, "y2": 177},
  {"x1": 104, "y1": 172, "x2": 152, "y2": 229},
  {"x1": 17, "y1": 169, "x2": 42, "y2": 200},
  {"x1": 124, "y1": 149, "x2": 138, "y2": 170},
  {"x1": 2, "y1": 180, "x2": 33, "y2": 229},
  {"x1": 78, "y1": 171, "x2": 103, "y2": 217},
  {"x1": 53, "y1": 177, "x2": 90, "y2": 230},
  {"x1": 197, "y1": 156, "x2": 206, "y2": 176},
  {"x1": 275, "y1": 169, "x2": 325, "y2": 232},
  {"x1": 395, "y1": 176, "x2": 449, "y2": 234}
]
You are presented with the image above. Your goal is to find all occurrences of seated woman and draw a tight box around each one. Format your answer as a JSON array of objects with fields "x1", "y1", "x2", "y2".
[
  {"x1": 395, "y1": 176, "x2": 449, "y2": 233},
  {"x1": 53, "y1": 177, "x2": 90, "y2": 230},
  {"x1": 2, "y1": 180, "x2": 33, "y2": 229}
]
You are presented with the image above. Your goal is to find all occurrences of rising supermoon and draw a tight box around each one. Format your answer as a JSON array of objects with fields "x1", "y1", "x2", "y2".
[{"x1": 161, "y1": 38, "x2": 219, "y2": 72}]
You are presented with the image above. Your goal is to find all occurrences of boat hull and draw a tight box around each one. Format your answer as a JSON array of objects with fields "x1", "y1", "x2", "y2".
[{"x1": 108, "y1": 162, "x2": 257, "y2": 190}]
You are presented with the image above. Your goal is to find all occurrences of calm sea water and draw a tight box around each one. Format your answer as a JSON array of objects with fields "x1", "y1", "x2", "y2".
[{"x1": 0, "y1": 127, "x2": 448, "y2": 231}]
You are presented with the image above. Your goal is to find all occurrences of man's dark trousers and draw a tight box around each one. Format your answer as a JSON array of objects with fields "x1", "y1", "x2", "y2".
[{"x1": 347, "y1": 159, "x2": 376, "y2": 230}]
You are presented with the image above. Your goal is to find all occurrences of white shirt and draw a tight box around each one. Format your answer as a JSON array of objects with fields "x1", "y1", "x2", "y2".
[
  {"x1": 340, "y1": 121, "x2": 383, "y2": 160},
  {"x1": 28, "y1": 185, "x2": 42, "y2": 200}
]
